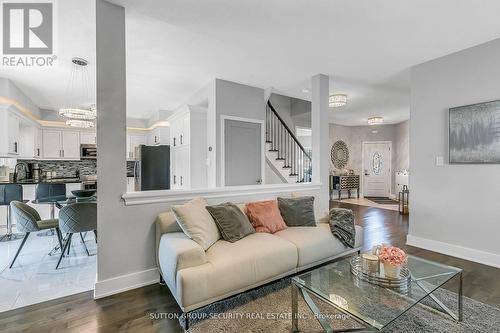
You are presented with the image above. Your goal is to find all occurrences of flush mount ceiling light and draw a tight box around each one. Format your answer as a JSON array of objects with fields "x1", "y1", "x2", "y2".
[
  {"x1": 368, "y1": 116, "x2": 384, "y2": 125},
  {"x1": 329, "y1": 94, "x2": 348, "y2": 108},
  {"x1": 59, "y1": 57, "x2": 96, "y2": 126},
  {"x1": 66, "y1": 119, "x2": 95, "y2": 128}
]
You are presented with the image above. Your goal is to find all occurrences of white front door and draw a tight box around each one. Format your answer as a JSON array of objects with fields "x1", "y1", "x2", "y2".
[{"x1": 363, "y1": 142, "x2": 391, "y2": 197}]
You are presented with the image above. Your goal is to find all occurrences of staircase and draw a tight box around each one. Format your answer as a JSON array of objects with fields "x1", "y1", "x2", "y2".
[{"x1": 266, "y1": 101, "x2": 312, "y2": 183}]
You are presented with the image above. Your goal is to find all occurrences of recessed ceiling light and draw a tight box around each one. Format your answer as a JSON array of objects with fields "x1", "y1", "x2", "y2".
[
  {"x1": 329, "y1": 94, "x2": 348, "y2": 107},
  {"x1": 368, "y1": 116, "x2": 384, "y2": 125},
  {"x1": 302, "y1": 88, "x2": 309, "y2": 93}
]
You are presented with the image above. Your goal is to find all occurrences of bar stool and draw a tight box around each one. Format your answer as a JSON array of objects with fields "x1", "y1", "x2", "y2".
[
  {"x1": 35, "y1": 183, "x2": 66, "y2": 236},
  {"x1": 35, "y1": 183, "x2": 66, "y2": 219},
  {"x1": 0, "y1": 184, "x2": 24, "y2": 242}
]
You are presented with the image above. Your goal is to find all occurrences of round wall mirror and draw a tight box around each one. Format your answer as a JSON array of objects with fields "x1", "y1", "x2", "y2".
[{"x1": 331, "y1": 140, "x2": 349, "y2": 169}]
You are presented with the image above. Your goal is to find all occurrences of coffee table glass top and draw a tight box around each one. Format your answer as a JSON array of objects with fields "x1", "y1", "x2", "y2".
[{"x1": 292, "y1": 255, "x2": 462, "y2": 330}]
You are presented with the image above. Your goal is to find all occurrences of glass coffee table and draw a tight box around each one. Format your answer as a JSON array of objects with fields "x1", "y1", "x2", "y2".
[{"x1": 292, "y1": 255, "x2": 463, "y2": 332}]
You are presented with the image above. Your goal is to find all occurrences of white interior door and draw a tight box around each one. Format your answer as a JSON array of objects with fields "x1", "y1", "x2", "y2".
[
  {"x1": 224, "y1": 119, "x2": 262, "y2": 186},
  {"x1": 363, "y1": 142, "x2": 391, "y2": 197}
]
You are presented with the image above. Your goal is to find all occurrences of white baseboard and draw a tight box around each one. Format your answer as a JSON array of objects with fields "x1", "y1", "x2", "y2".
[
  {"x1": 407, "y1": 234, "x2": 500, "y2": 269},
  {"x1": 94, "y1": 268, "x2": 159, "y2": 299}
]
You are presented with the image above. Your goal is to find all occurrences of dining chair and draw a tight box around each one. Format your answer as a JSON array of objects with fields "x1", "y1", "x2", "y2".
[
  {"x1": 56, "y1": 202, "x2": 97, "y2": 269},
  {"x1": 8, "y1": 201, "x2": 63, "y2": 268},
  {"x1": 0, "y1": 184, "x2": 23, "y2": 242}
]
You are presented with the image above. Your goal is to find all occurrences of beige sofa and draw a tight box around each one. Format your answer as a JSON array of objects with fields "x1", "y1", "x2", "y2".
[{"x1": 156, "y1": 210, "x2": 363, "y2": 313}]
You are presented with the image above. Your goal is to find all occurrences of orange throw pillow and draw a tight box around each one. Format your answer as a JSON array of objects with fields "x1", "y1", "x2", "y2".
[{"x1": 245, "y1": 200, "x2": 287, "y2": 233}]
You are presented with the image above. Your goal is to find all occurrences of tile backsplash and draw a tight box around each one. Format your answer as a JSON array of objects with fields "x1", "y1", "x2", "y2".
[{"x1": 20, "y1": 159, "x2": 97, "y2": 178}]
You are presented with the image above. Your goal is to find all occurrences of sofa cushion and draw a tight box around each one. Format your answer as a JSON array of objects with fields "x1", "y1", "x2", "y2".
[
  {"x1": 278, "y1": 196, "x2": 316, "y2": 227},
  {"x1": 176, "y1": 232, "x2": 297, "y2": 310},
  {"x1": 275, "y1": 223, "x2": 363, "y2": 268},
  {"x1": 172, "y1": 197, "x2": 221, "y2": 250},
  {"x1": 245, "y1": 200, "x2": 287, "y2": 233},
  {"x1": 206, "y1": 202, "x2": 255, "y2": 242}
]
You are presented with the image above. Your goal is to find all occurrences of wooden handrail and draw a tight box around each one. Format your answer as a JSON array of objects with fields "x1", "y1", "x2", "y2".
[{"x1": 267, "y1": 100, "x2": 311, "y2": 160}]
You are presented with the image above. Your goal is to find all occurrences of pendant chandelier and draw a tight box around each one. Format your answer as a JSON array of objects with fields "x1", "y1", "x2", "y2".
[
  {"x1": 59, "y1": 57, "x2": 96, "y2": 127},
  {"x1": 65, "y1": 119, "x2": 95, "y2": 128}
]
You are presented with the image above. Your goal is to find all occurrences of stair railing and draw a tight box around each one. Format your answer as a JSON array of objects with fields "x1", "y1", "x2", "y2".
[{"x1": 266, "y1": 100, "x2": 312, "y2": 182}]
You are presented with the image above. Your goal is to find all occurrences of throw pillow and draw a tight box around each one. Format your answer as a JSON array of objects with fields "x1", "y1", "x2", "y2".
[
  {"x1": 171, "y1": 197, "x2": 220, "y2": 250},
  {"x1": 277, "y1": 196, "x2": 316, "y2": 227},
  {"x1": 245, "y1": 200, "x2": 287, "y2": 233},
  {"x1": 206, "y1": 203, "x2": 255, "y2": 242}
]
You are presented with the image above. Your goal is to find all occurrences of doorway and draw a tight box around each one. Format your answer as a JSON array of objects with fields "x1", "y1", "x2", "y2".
[
  {"x1": 222, "y1": 117, "x2": 264, "y2": 186},
  {"x1": 362, "y1": 141, "x2": 391, "y2": 197}
]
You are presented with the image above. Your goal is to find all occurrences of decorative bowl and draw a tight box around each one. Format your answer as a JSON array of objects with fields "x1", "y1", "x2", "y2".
[{"x1": 71, "y1": 190, "x2": 96, "y2": 198}]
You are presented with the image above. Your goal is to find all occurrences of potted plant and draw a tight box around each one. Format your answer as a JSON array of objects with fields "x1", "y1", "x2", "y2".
[{"x1": 377, "y1": 245, "x2": 407, "y2": 279}]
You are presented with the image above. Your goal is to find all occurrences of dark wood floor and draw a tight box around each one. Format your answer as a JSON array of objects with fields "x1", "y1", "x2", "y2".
[{"x1": 0, "y1": 202, "x2": 498, "y2": 333}]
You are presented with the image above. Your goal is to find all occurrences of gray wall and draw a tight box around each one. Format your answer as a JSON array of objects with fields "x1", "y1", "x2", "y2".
[
  {"x1": 269, "y1": 93, "x2": 311, "y2": 133},
  {"x1": 215, "y1": 79, "x2": 265, "y2": 186},
  {"x1": 395, "y1": 120, "x2": 410, "y2": 172},
  {"x1": 409, "y1": 37, "x2": 500, "y2": 263},
  {"x1": 329, "y1": 122, "x2": 409, "y2": 195}
]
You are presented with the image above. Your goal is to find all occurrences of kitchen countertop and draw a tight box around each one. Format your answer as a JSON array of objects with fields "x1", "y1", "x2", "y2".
[{"x1": 0, "y1": 178, "x2": 82, "y2": 185}]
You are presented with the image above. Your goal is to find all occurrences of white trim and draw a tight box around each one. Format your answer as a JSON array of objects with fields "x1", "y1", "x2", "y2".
[
  {"x1": 361, "y1": 141, "x2": 392, "y2": 197},
  {"x1": 94, "y1": 268, "x2": 159, "y2": 299},
  {"x1": 122, "y1": 182, "x2": 322, "y2": 206},
  {"x1": 220, "y1": 115, "x2": 266, "y2": 186},
  {"x1": 407, "y1": 234, "x2": 500, "y2": 269}
]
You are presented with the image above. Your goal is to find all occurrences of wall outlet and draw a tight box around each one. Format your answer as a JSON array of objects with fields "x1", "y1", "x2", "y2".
[{"x1": 436, "y1": 156, "x2": 444, "y2": 166}]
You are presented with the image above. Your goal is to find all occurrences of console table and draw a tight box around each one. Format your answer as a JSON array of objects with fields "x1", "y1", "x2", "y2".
[{"x1": 330, "y1": 175, "x2": 360, "y2": 200}]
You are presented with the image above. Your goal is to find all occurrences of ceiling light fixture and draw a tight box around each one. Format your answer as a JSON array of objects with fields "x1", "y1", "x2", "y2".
[
  {"x1": 302, "y1": 88, "x2": 310, "y2": 93},
  {"x1": 66, "y1": 119, "x2": 95, "y2": 128},
  {"x1": 368, "y1": 116, "x2": 384, "y2": 125},
  {"x1": 329, "y1": 94, "x2": 348, "y2": 108},
  {"x1": 59, "y1": 105, "x2": 96, "y2": 120},
  {"x1": 59, "y1": 57, "x2": 96, "y2": 127}
]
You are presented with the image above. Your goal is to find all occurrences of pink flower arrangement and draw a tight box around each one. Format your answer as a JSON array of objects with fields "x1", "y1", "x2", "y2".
[{"x1": 378, "y1": 245, "x2": 407, "y2": 267}]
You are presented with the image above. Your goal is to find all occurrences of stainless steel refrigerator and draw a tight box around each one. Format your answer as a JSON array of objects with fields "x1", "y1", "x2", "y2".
[{"x1": 134, "y1": 145, "x2": 170, "y2": 191}]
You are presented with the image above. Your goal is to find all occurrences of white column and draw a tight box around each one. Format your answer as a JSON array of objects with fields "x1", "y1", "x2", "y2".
[
  {"x1": 311, "y1": 74, "x2": 330, "y2": 215},
  {"x1": 96, "y1": 0, "x2": 127, "y2": 282}
]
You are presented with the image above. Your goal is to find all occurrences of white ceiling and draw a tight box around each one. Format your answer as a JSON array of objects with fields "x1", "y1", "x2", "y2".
[
  {"x1": 0, "y1": 0, "x2": 96, "y2": 113},
  {"x1": 3, "y1": 0, "x2": 500, "y2": 125}
]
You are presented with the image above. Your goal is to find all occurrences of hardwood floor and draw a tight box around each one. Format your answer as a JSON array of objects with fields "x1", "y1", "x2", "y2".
[{"x1": 0, "y1": 201, "x2": 498, "y2": 333}]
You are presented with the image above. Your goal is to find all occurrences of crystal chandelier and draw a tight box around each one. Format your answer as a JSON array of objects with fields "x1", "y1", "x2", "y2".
[
  {"x1": 367, "y1": 116, "x2": 384, "y2": 125},
  {"x1": 59, "y1": 57, "x2": 96, "y2": 127},
  {"x1": 329, "y1": 94, "x2": 348, "y2": 108},
  {"x1": 65, "y1": 119, "x2": 95, "y2": 128}
]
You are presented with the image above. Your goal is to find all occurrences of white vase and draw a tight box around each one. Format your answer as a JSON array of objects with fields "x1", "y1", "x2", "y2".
[{"x1": 383, "y1": 262, "x2": 401, "y2": 279}]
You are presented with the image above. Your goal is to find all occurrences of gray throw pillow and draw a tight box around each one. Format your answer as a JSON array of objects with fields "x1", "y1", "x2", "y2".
[
  {"x1": 206, "y1": 203, "x2": 255, "y2": 242},
  {"x1": 277, "y1": 196, "x2": 316, "y2": 227}
]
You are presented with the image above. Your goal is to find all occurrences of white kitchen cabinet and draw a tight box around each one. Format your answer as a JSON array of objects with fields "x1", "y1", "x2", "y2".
[
  {"x1": 42, "y1": 130, "x2": 62, "y2": 159},
  {"x1": 80, "y1": 131, "x2": 97, "y2": 144},
  {"x1": 148, "y1": 126, "x2": 170, "y2": 146},
  {"x1": 126, "y1": 177, "x2": 136, "y2": 192},
  {"x1": 35, "y1": 127, "x2": 42, "y2": 158},
  {"x1": 42, "y1": 129, "x2": 80, "y2": 160},
  {"x1": 7, "y1": 113, "x2": 20, "y2": 155},
  {"x1": 62, "y1": 131, "x2": 80, "y2": 159},
  {"x1": 128, "y1": 134, "x2": 146, "y2": 159},
  {"x1": 19, "y1": 125, "x2": 43, "y2": 159},
  {"x1": 168, "y1": 106, "x2": 207, "y2": 190}
]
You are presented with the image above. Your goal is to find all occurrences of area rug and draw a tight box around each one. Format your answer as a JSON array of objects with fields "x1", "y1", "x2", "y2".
[
  {"x1": 184, "y1": 278, "x2": 500, "y2": 333},
  {"x1": 365, "y1": 197, "x2": 399, "y2": 205}
]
